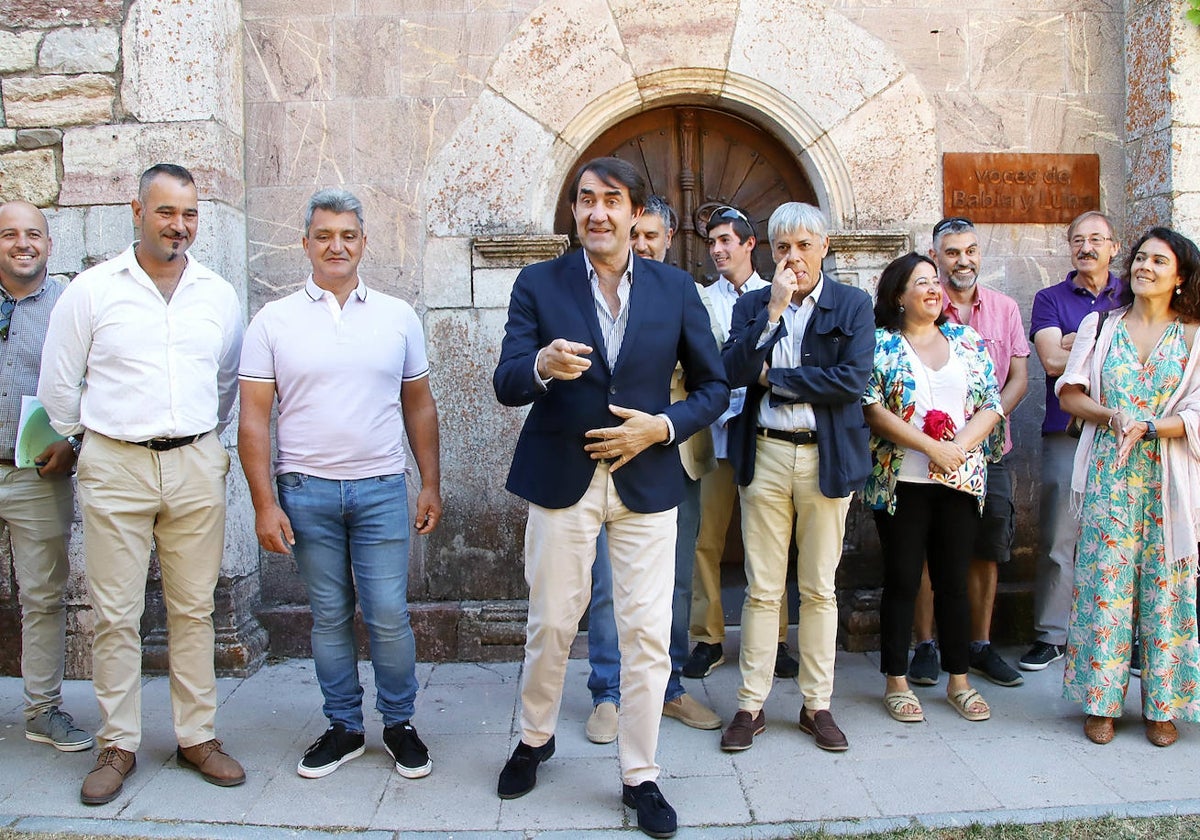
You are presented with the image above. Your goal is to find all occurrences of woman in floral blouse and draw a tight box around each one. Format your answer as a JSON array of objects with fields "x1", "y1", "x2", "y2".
[
  {"x1": 1057, "y1": 227, "x2": 1200, "y2": 747},
  {"x1": 862, "y1": 252, "x2": 1003, "y2": 724}
]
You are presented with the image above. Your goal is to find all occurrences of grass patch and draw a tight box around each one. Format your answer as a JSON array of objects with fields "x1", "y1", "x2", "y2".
[{"x1": 795, "y1": 815, "x2": 1200, "y2": 839}]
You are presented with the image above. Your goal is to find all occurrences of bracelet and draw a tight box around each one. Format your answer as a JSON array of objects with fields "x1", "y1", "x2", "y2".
[{"x1": 1108, "y1": 412, "x2": 1120, "y2": 431}]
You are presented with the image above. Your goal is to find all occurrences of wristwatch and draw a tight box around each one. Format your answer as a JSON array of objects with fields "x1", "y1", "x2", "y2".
[{"x1": 1145, "y1": 420, "x2": 1158, "y2": 440}]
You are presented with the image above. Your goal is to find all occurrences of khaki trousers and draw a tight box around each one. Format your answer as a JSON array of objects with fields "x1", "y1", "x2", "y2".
[
  {"x1": 76, "y1": 432, "x2": 229, "y2": 752},
  {"x1": 0, "y1": 465, "x2": 74, "y2": 719},
  {"x1": 520, "y1": 463, "x2": 675, "y2": 786},
  {"x1": 737, "y1": 437, "x2": 849, "y2": 711},
  {"x1": 689, "y1": 458, "x2": 786, "y2": 644}
]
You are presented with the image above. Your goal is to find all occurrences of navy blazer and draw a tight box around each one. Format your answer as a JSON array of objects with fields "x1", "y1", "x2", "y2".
[
  {"x1": 723, "y1": 276, "x2": 875, "y2": 498},
  {"x1": 493, "y1": 250, "x2": 729, "y2": 514}
]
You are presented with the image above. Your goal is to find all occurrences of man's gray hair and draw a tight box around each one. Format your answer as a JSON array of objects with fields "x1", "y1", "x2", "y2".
[
  {"x1": 1066, "y1": 210, "x2": 1116, "y2": 243},
  {"x1": 931, "y1": 216, "x2": 976, "y2": 250},
  {"x1": 304, "y1": 188, "x2": 365, "y2": 235},
  {"x1": 642, "y1": 195, "x2": 678, "y2": 234},
  {"x1": 768, "y1": 202, "x2": 828, "y2": 244}
]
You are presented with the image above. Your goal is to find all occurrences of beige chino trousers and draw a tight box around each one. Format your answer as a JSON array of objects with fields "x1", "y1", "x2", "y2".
[
  {"x1": 519, "y1": 463, "x2": 676, "y2": 786},
  {"x1": 76, "y1": 432, "x2": 229, "y2": 752},
  {"x1": 737, "y1": 436, "x2": 849, "y2": 712}
]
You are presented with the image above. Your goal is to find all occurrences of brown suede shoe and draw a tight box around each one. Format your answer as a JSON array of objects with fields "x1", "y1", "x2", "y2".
[
  {"x1": 720, "y1": 709, "x2": 765, "y2": 751},
  {"x1": 177, "y1": 739, "x2": 246, "y2": 786},
  {"x1": 799, "y1": 706, "x2": 849, "y2": 752},
  {"x1": 81, "y1": 746, "x2": 136, "y2": 805}
]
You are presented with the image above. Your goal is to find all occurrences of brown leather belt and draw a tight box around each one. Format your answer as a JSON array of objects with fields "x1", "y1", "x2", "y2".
[
  {"x1": 129, "y1": 432, "x2": 207, "y2": 452},
  {"x1": 758, "y1": 427, "x2": 817, "y2": 445}
]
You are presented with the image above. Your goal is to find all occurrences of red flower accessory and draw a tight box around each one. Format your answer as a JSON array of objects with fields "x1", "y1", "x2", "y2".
[{"x1": 923, "y1": 409, "x2": 957, "y2": 441}]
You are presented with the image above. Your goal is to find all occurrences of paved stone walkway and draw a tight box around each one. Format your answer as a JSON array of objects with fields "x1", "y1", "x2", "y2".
[{"x1": 3, "y1": 641, "x2": 1198, "y2": 838}]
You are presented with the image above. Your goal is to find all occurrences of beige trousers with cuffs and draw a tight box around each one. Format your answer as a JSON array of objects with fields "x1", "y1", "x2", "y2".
[
  {"x1": 519, "y1": 463, "x2": 676, "y2": 786},
  {"x1": 737, "y1": 436, "x2": 849, "y2": 712},
  {"x1": 76, "y1": 431, "x2": 229, "y2": 752}
]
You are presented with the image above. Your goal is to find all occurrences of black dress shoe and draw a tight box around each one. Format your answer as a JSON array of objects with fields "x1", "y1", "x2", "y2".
[
  {"x1": 622, "y1": 780, "x2": 677, "y2": 838},
  {"x1": 497, "y1": 737, "x2": 555, "y2": 799},
  {"x1": 774, "y1": 642, "x2": 800, "y2": 678}
]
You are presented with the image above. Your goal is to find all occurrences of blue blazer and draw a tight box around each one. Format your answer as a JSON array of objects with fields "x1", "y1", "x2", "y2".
[
  {"x1": 723, "y1": 277, "x2": 875, "y2": 499},
  {"x1": 493, "y1": 250, "x2": 728, "y2": 514}
]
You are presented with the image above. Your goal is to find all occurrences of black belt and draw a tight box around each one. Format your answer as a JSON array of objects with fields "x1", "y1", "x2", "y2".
[
  {"x1": 758, "y1": 427, "x2": 817, "y2": 445},
  {"x1": 130, "y1": 432, "x2": 207, "y2": 452}
]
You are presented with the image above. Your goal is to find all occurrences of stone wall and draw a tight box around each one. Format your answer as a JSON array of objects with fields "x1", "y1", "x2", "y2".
[
  {"x1": 1126, "y1": 0, "x2": 1200, "y2": 233},
  {"x1": 244, "y1": 0, "x2": 1131, "y2": 659},
  {"x1": 4, "y1": 0, "x2": 1193, "y2": 670},
  {"x1": 0, "y1": 0, "x2": 264, "y2": 678}
]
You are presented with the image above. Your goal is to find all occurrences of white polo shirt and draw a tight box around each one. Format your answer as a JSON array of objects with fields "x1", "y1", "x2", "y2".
[{"x1": 239, "y1": 277, "x2": 429, "y2": 480}]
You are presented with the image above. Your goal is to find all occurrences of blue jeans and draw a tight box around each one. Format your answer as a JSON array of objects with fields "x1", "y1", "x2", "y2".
[
  {"x1": 277, "y1": 472, "x2": 418, "y2": 730},
  {"x1": 587, "y1": 475, "x2": 700, "y2": 705}
]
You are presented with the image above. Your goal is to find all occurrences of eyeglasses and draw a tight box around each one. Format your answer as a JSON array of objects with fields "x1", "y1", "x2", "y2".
[
  {"x1": 932, "y1": 216, "x2": 974, "y2": 237},
  {"x1": 710, "y1": 206, "x2": 750, "y2": 225},
  {"x1": 0, "y1": 298, "x2": 14, "y2": 342},
  {"x1": 1070, "y1": 235, "x2": 1111, "y2": 249}
]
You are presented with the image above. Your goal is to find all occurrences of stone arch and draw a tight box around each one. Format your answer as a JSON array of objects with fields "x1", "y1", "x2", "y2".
[
  {"x1": 425, "y1": 0, "x2": 941, "y2": 245},
  {"x1": 418, "y1": 0, "x2": 944, "y2": 649}
]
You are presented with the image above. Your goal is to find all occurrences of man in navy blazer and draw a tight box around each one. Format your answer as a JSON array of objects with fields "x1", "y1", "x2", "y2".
[
  {"x1": 718, "y1": 202, "x2": 874, "y2": 756},
  {"x1": 492, "y1": 157, "x2": 726, "y2": 838}
]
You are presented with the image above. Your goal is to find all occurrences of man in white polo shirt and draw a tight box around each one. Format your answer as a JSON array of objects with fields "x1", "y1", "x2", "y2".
[{"x1": 238, "y1": 188, "x2": 442, "y2": 782}]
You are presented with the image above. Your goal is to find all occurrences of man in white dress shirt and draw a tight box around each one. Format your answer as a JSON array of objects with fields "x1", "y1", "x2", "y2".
[
  {"x1": 38, "y1": 163, "x2": 245, "y2": 805},
  {"x1": 684, "y1": 206, "x2": 796, "y2": 681}
]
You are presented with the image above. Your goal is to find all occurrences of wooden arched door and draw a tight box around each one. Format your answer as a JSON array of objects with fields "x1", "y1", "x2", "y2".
[{"x1": 555, "y1": 106, "x2": 817, "y2": 284}]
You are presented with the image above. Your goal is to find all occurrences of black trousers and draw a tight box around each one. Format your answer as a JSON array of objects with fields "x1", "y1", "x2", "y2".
[{"x1": 874, "y1": 481, "x2": 981, "y2": 677}]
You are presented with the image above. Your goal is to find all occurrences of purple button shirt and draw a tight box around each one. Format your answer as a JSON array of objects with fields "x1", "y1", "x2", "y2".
[{"x1": 1029, "y1": 270, "x2": 1125, "y2": 434}]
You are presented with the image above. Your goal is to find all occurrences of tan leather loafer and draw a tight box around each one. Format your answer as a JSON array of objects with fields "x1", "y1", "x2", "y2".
[
  {"x1": 177, "y1": 739, "x2": 246, "y2": 786},
  {"x1": 81, "y1": 746, "x2": 136, "y2": 805}
]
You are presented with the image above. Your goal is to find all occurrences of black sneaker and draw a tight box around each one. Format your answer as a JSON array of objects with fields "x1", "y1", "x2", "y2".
[
  {"x1": 682, "y1": 642, "x2": 724, "y2": 679},
  {"x1": 383, "y1": 721, "x2": 432, "y2": 779},
  {"x1": 297, "y1": 723, "x2": 365, "y2": 779},
  {"x1": 1018, "y1": 641, "x2": 1065, "y2": 671},
  {"x1": 907, "y1": 640, "x2": 940, "y2": 686},
  {"x1": 969, "y1": 643, "x2": 1024, "y2": 687},
  {"x1": 774, "y1": 642, "x2": 799, "y2": 678},
  {"x1": 1130, "y1": 640, "x2": 1142, "y2": 678}
]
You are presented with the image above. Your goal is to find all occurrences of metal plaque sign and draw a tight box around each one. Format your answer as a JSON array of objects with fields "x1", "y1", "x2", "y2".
[{"x1": 942, "y1": 153, "x2": 1101, "y2": 224}]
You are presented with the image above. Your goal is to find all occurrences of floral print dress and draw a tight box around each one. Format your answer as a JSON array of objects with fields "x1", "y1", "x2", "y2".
[{"x1": 1063, "y1": 320, "x2": 1200, "y2": 722}]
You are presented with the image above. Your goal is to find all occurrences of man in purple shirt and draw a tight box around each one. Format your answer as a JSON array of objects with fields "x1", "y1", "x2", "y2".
[{"x1": 1018, "y1": 211, "x2": 1125, "y2": 671}]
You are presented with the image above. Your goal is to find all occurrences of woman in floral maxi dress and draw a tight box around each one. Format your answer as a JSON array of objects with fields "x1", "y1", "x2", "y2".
[{"x1": 1057, "y1": 227, "x2": 1200, "y2": 747}]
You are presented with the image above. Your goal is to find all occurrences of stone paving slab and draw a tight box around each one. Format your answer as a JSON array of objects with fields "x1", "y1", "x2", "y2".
[{"x1": 3, "y1": 641, "x2": 1200, "y2": 838}]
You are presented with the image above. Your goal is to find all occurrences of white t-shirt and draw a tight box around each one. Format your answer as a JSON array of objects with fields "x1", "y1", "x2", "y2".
[{"x1": 897, "y1": 338, "x2": 969, "y2": 484}]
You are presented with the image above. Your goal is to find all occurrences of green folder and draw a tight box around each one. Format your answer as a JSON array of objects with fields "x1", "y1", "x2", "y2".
[{"x1": 16, "y1": 396, "x2": 66, "y2": 469}]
